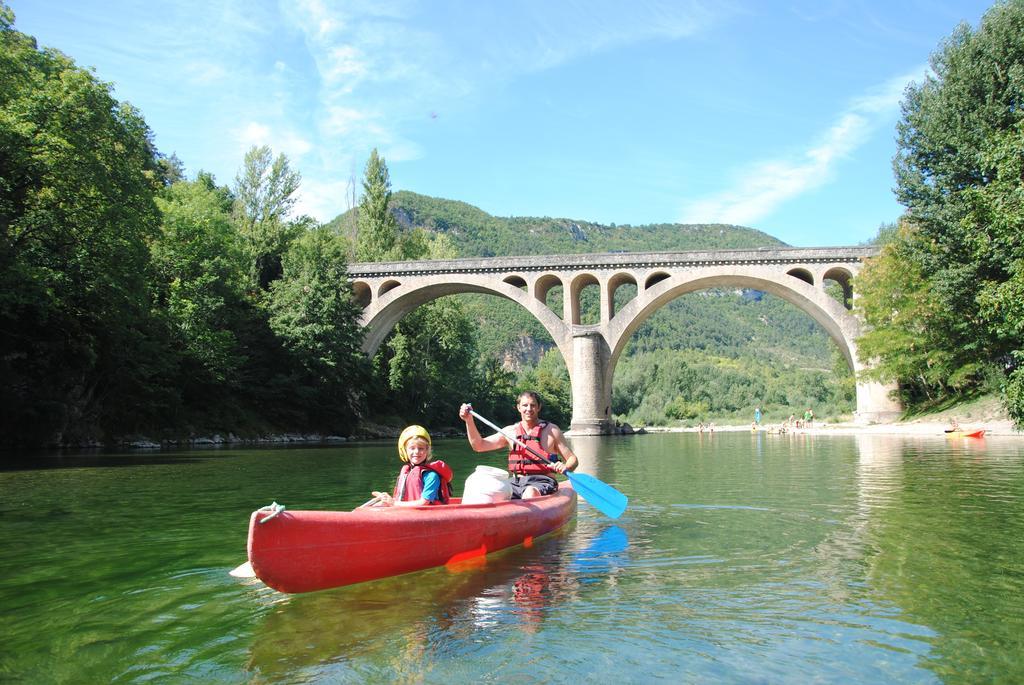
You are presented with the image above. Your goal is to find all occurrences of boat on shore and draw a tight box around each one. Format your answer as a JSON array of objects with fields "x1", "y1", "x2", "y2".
[
  {"x1": 246, "y1": 482, "x2": 578, "y2": 593},
  {"x1": 945, "y1": 429, "x2": 986, "y2": 438}
]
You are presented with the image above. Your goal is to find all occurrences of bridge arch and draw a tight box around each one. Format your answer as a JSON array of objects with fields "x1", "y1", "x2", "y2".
[
  {"x1": 787, "y1": 267, "x2": 814, "y2": 286},
  {"x1": 607, "y1": 271, "x2": 859, "y2": 373},
  {"x1": 596, "y1": 270, "x2": 888, "y2": 431},
  {"x1": 352, "y1": 281, "x2": 371, "y2": 308},
  {"x1": 822, "y1": 266, "x2": 854, "y2": 308},
  {"x1": 354, "y1": 276, "x2": 572, "y2": 368},
  {"x1": 569, "y1": 273, "x2": 600, "y2": 325},
  {"x1": 533, "y1": 274, "x2": 564, "y2": 319},
  {"x1": 606, "y1": 272, "x2": 638, "y2": 320}
]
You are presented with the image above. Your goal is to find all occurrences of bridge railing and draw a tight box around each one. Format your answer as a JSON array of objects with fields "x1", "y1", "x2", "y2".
[{"x1": 346, "y1": 246, "x2": 879, "y2": 277}]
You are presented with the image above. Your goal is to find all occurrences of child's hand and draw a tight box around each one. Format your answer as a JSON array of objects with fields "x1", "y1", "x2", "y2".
[{"x1": 371, "y1": 491, "x2": 394, "y2": 506}]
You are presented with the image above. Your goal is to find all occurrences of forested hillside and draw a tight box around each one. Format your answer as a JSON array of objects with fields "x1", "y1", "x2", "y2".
[
  {"x1": 329, "y1": 190, "x2": 786, "y2": 257},
  {"x1": 333, "y1": 192, "x2": 856, "y2": 427}
]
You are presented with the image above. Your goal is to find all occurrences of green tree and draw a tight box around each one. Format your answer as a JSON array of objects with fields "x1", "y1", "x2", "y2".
[
  {"x1": 517, "y1": 349, "x2": 572, "y2": 427},
  {"x1": 355, "y1": 148, "x2": 400, "y2": 261},
  {"x1": 233, "y1": 145, "x2": 307, "y2": 291},
  {"x1": 352, "y1": 149, "x2": 489, "y2": 426},
  {"x1": 859, "y1": 0, "x2": 1024, "y2": 422},
  {"x1": 855, "y1": 223, "x2": 958, "y2": 402},
  {"x1": 472, "y1": 356, "x2": 519, "y2": 424},
  {"x1": 375, "y1": 297, "x2": 479, "y2": 425},
  {"x1": 267, "y1": 226, "x2": 368, "y2": 427},
  {"x1": 152, "y1": 178, "x2": 247, "y2": 405},
  {"x1": 0, "y1": 4, "x2": 164, "y2": 444}
]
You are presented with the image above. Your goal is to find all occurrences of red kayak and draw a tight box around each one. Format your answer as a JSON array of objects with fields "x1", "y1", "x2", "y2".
[
  {"x1": 247, "y1": 483, "x2": 577, "y2": 593},
  {"x1": 945, "y1": 429, "x2": 986, "y2": 438}
]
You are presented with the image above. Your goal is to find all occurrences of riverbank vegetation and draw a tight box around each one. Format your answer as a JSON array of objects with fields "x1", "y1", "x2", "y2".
[
  {"x1": 854, "y1": 0, "x2": 1024, "y2": 425},
  {"x1": 3, "y1": 1, "x2": 1022, "y2": 447}
]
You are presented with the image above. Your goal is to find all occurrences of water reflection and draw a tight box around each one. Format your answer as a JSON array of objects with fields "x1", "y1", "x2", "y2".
[
  {"x1": 246, "y1": 521, "x2": 630, "y2": 680},
  {"x1": 847, "y1": 433, "x2": 1024, "y2": 683},
  {"x1": 565, "y1": 434, "x2": 603, "y2": 479}
]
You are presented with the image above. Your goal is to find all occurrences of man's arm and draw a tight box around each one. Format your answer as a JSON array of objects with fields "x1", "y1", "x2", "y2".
[
  {"x1": 546, "y1": 424, "x2": 578, "y2": 473},
  {"x1": 459, "y1": 403, "x2": 510, "y2": 452}
]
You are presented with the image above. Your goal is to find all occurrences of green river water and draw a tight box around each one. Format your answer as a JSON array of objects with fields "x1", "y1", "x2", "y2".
[{"x1": 2, "y1": 431, "x2": 1023, "y2": 683}]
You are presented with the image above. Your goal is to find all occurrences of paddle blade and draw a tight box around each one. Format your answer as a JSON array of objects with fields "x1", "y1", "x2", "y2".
[
  {"x1": 566, "y1": 471, "x2": 628, "y2": 519},
  {"x1": 229, "y1": 561, "x2": 256, "y2": 578}
]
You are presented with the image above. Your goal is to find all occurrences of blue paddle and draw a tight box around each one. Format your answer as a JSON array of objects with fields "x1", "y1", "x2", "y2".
[{"x1": 469, "y1": 410, "x2": 628, "y2": 519}]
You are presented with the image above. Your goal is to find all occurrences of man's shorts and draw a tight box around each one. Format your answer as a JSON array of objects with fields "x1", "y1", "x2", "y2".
[{"x1": 509, "y1": 474, "x2": 558, "y2": 498}]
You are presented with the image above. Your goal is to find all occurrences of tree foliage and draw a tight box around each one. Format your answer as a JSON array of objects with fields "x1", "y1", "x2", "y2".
[
  {"x1": 355, "y1": 148, "x2": 401, "y2": 261},
  {"x1": 352, "y1": 150, "x2": 493, "y2": 427},
  {"x1": 152, "y1": 179, "x2": 246, "y2": 395},
  {"x1": 332, "y1": 189, "x2": 785, "y2": 258},
  {"x1": 858, "y1": 0, "x2": 1024, "y2": 423},
  {"x1": 1, "y1": 6, "x2": 164, "y2": 443},
  {"x1": 267, "y1": 227, "x2": 368, "y2": 421},
  {"x1": 0, "y1": 4, "x2": 370, "y2": 445},
  {"x1": 233, "y1": 145, "x2": 307, "y2": 291}
]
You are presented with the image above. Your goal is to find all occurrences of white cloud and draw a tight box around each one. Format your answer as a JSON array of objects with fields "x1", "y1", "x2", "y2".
[
  {"x1": 236, "y1": 122, "x2": 272, "y2": 149},
  {"x1": 294, "y1": 0, "x2": 346, "y2": 38},
  {"x1": 851, "y1": 66, "x2": 927, "y2": 113},
  {"x1": 233, "y1": 122, "x2": 312, "y2": 162},
  {"x1": 321, "y1": 106, "x2": 368, "y2": 137},
  {"x1": 475, "y1": 0, "x2": 732, "y2": 74},
  {"x1": 182, "y1": 60, "x2": 229, "y2": 86},
  {"x1": 295, "y1": 176, "x2": 354, "y2": 221},
  {"x1": 269, "y1": 1, "x2": 736, "y2": 222},
  {"x1": 278, "y1": 0, "x2": 734, "y2": 173},
  {"x1": 279, "y1": 132, "x2": 314, "y2": 159},
  {"x1": 679, "y1": 69, "x2": 924, "y2": 226},
  {"x1": 322, "y1": 45, "x2": 368, "y2": 87}
]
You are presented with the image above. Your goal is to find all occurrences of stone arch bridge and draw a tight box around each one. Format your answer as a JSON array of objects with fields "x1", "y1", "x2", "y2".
[{"x1": 348, "y1": 247, "x2": 901, "y2": 434}]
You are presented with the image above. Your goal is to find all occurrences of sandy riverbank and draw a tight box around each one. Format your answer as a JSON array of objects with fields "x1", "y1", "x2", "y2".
[
  {"x1": 635, "y1": 394, "x2": 1023, "y2": 438},
  {"x1": 642, "y1": 418, "x2": 1023, "y2": 438}
]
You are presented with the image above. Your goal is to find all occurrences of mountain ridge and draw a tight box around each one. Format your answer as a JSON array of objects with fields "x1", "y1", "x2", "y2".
[{"x1": 327, "y1": 190, "x2": 789, "y2": 258}]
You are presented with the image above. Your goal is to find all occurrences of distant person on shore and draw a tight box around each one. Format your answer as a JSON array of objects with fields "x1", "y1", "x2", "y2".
[
  {"x1": 371, "y1": 425, "x2": 453, "y2": 507},
  {"x1": 946, "y1": 417, "x2": 961, "y2": 433},
  {"x1": 459, "y1": 392, "x2": 578, "y2": 499},
  {"x1": 754, "y1": 406, "x2": 762, "y2": 425},
  {"x1": 803, "y1": 408, "x2": 814, "y2": 427}
]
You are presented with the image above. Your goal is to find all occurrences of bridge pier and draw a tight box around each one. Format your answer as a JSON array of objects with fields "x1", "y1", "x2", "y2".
[
  {"x1": 569, "y1": 330, "x2": 613, "y2": 435},
  {"x1": 854, "y1": 380, "x2": 903, "y2": 424}
]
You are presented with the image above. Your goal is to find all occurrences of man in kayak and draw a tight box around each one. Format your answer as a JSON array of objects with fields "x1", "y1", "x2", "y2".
[
  {"x1": 459, "y1": 392, "x2": 579, "y2": 500},
  {"x1": 372, "y1": 425, "x2": 453, "y2": 507}
]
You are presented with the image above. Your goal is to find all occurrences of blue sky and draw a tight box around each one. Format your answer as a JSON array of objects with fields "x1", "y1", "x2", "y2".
[{"x1": 13, "y1": 0, "x2": 994, "y2": 246}]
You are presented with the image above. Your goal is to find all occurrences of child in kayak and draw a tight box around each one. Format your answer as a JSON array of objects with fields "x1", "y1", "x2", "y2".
[{"x1": 372, "y1": 425, "x2": 453, "y2": 507}]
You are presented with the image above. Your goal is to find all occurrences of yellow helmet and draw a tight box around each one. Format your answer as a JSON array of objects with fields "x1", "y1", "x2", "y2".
[{"x1": 398, "y1": 425, "x2": 431, "y2": 462}]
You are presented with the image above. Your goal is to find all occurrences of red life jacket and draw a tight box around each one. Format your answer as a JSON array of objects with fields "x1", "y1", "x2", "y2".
[
  {"x1": 508, "y1": 421, "x2": 553, "y2": 475},
  {"x1": 394, "y1": 460, "x2": 453, "y2": 504}
]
